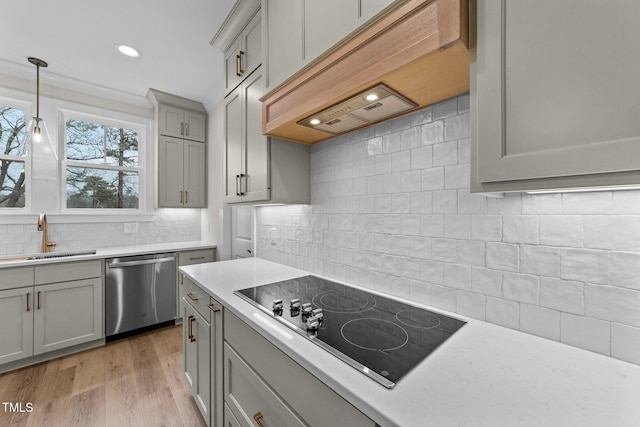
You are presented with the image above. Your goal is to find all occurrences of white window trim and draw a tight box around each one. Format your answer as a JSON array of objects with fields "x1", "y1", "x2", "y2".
[
  {"x1": 0, "y1": 95, "x2": 32, "y2": 213},
  {"x1": 58, "y1": 105, "x2": 154, "y2": 218}
]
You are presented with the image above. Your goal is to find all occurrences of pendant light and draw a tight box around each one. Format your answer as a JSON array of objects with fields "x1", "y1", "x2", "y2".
[{"x1": 27, "y1": 57, "x2": 48, "y2": 142}]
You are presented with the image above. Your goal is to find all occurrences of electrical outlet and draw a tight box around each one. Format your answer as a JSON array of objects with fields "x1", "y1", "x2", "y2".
[{"x1": 124, "y1": 222, "x2": 138, "y2": 234}]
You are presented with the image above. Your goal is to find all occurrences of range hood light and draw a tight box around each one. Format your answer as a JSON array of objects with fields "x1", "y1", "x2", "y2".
[
  {"x1": 309, "y1": 118, "x2": 321, "y2": 126},
  {"x1": 365, "y1": 93, "x2": 379, "y2": 102}
]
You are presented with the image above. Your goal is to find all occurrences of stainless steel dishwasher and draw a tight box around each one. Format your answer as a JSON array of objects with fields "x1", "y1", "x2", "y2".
[{"x1": 105, "y1": 252, "x2": 176, "y2": 340}]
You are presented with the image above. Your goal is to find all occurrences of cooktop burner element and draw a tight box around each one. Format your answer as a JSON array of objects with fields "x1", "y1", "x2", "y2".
[{"x1": 235, "y1": 275, "x2": 466, "y2": 388}]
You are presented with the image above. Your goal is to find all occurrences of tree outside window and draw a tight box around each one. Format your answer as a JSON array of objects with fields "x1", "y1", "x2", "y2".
[
  {"x1": 0, "y1": 105, "x2": 27, "y2": 208},
  {"x1": 65, "y1": 118, "x2": 140, "y2": 209}
]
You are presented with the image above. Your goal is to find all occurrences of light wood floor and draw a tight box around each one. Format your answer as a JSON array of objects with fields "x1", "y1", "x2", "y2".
[{"x1": 0, "y1": 325, "x2": 207, "y2": 427}]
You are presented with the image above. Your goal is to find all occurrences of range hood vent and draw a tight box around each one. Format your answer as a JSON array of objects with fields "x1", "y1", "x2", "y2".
[
  {"x1": 297, "y1": 84, "x2": 417, "y2": 134},
  {"x1": 261, "y1": 0, "x2": 470, "y2": 145}
]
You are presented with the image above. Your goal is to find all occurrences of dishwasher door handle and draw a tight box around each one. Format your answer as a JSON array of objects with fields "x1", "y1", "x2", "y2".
[{"x1": 107, "y1": 256, "x2": 176, "y2": 268}]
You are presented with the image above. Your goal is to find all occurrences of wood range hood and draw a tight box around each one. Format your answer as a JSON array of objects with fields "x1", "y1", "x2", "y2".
[{"x1": 261, "y1": 0, "x2": 471, "y2": 145}]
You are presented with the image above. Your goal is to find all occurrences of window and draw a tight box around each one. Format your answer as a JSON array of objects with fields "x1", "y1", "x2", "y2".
[
  {"x1": 63, "y1": 114, "x2": 144, "y2": 210},
  {"x1": 0, "y1": 104, "x2": 28, "y2": 208}
]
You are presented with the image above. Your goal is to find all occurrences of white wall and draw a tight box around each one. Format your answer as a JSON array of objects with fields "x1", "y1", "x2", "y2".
[{"x1": 255, "y1": 94, "x2": 640, "y2": 366}]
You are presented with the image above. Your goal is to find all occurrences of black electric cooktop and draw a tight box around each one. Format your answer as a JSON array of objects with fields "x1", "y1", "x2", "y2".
[{"x1": 235, "y1": 275, "x2": 466, "y2": 388}]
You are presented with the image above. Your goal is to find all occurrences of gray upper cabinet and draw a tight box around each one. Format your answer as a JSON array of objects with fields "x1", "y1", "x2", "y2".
[
  {"x1": 224, "y1": 11, "x2": 262, "y2": 97},
  {"x1": 471, "y1": 0, "x2": 640, "y2": 192},
  {"x1": 148, "y1": 89, "x2": 207, "y2": 208},
  {"x1": 264, "y1": 0, "x2": 399, "y2": 93},
  {"x1": 159, "y1": 104, "x2": 206, "y2": 143},
  {"x1": 215, "y1": 0, "x2": 310, "y2": 206}
]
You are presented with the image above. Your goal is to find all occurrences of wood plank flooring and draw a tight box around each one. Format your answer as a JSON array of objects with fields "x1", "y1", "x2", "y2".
[{"x1": 0, "y1": 325, "x2": 207, "y2": 427}]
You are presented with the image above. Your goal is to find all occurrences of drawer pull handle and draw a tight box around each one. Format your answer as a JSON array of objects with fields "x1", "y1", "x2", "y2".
[
  {"x1": 188, "y1": 315, "x2": 196, "y2": 342},
  {"x1": 37, "y1": 291, "x2": 41, "y2": 310},
  {"x1": 180, "y1": 190, "x2": 184, "y2": 204},
  {"x1": 190, "y1": 256, "x2": 205, "y2": 261},
  {"x1": 185, "y1": 190, "x2": 189, "y2": 204},
  {"x1": 26, "y1": 292, "x2": 30, "y2": 312},
  {"x1": 181, "y1": 122, "x2": 184, "y2": 136},
  {"x1": 207, "y1": 303, "x2": 221, "y2": 313},
  {"x1": 253, "y1": 411, "x2": 264, "y2": 427},
  {"x1": 187, "y1": 292, "x2": 199, "y2": 301},
  {"x1": 238, "y1": 50, "x2": 245, "y2": 75},
  {"x1": 236, "y1": 54, "x2": 242, "y2": 77}
]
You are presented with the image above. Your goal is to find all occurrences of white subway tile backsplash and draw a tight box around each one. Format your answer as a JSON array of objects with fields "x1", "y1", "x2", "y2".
[
  {"x1": 433, "y1": 141, "x2": 458, "y2": 166},
  {"x1": 561, "y1": 248, "x2": 610, "y2": 285},
  {"x1": 520, "y1": 304, "x2": 560, "y2": 341},
  {"x1": 584, "y1": 215, "x2": 640, "y2": 251},
  {"x1": 471, "y1": 215, "x2": 502, "y2": 242},
  {"x1": 539, "y1": 277, "x2": 584, "y2": 315},
  {"x1": 255, "y1": 94, "x2": 640, "y2": 366},
  {"x1": 539, "y1": 215, "x2": 584, "y2": 247},
  {"x1": 522, "y1": 193, "x2": 563, "y2": 214},
  {"x1": 486, "y1": 297, "x2": 519, "y2": 329},
  {"x1": 562, "y1": 191, "x2": 612, "y2": 214},
  {"x1": 520, "y1": 245, "x2": 561, "y2": 278},
  {"x1": 444, "y1": 215, "x2": 470, "y2": 239},
  {"x1": 486, "y1": 242, "x2": 519, "y2": 272},
  {"x1": 471, "y1": 267, "x2": 502, "y2": 297},
  {"x1": 444, "y1": 113, "x2": 470, "y2": 141},
  {"x1": 421, "y1": 121, "x2": 444, "y2": 145},
  {"x1": 611, "y1": 251, "x2": 640, "y2": 290},
  {"x1": 561, "y1": 313, "x2": 610, "y2": 356},
  {"x1": 433, "y1": 190, "x2": 458, "y2": 214},
  {"x1": 502, "y1": 272, "x2": 539, "y2": 304},
  {"x1": 585, "y1": 284, "x2": 640, "y2": 327},
  {"x1": 457, "y1": 291, "x2": 485, "y2": 320},
  {"x1": 611, "y1": 323, "x2": 640, "y2": 365},
  {"x1": 444, "y1": 263, "x2": 471, "y2": 290},
  {"x1": 612, "y1": 190, "x2": 640, "y2": 214},
  {"x1": 503, "y1": 216, "x2": 539, "y2": 245},
  {"x1": 421, "y1": 167, "x2": 445, "y2": 191}
]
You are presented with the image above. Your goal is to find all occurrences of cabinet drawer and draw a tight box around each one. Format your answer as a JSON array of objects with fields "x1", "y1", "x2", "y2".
[
  {"x1": 35, "y1": 260, "x2": 102, "y2": 285},
  {"x1": 178, "y1": 249, "x2": 215, "y2": 266},
  {"x1": 225, "y1": 312, "x2": 374, "y2": 427},
  {"x1": 181, "y1": 277, "x2": 211, "y2": 322},
  {"x1": 224, "y1": 343, "x2": 306, "y2": 427},
  {"x1": 0, "y1": 267, "x2": 34, "y2": 291}
]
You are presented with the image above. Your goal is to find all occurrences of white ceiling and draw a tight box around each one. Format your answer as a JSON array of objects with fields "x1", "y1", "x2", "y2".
[{"x1": 0, "y1": 0, "x2": 237, "y2": 110}]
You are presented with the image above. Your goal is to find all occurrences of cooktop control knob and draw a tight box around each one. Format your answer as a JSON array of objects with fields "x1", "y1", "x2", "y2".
[
  {"x1": 306, "y1": 315, "x2": 320, "y2": 332},
  {"x1": 272, "y1": 299, "x2": 283, "y2": 314},
  {"x1": 312, "y1": 308, "x2": 324, "y2": 321},
  {"x1": 301, "y1": 302, "x2": 313, "y2": 316},
  {"x1": 290, "y1": 298, "x2": 301, "y2": 310}
]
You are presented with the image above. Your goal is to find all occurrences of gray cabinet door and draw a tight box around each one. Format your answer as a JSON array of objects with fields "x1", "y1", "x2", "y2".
[
  {"x1": 0, "y1": 287, "x2": 33, "y2": 365},
  {"x1": 183, "y1": 299, "x2": 211, "y2": 425},
  {"x1": 264, "y1": 0, "x2": 303, "y2": 92},
  {"x1": 159, "y1": 104, "x2": 185, "y2": 139},
  {"x1": 184, "y1": 141, "x2": 206, "y2": 208},
  {"x1": 472, "y1": 0, "x2": 640, "y2": 192},
  {"x1": 158, "y1": 135, "x2": 185, "y2": 207},
  {"x1": 184, "y1": 110, "x2": 207, "y2": 143},
  {"x1": 241, "y1": 68, "x2": 269, "y2": 203},
  {"x1": 210, "y1": 299, "x2": 224, "y2": 427},
  {"x1": 224, "y1": 87, "x2": 243, "y2": 204},
  {"x1": 304, "y1": 0, "x2": 358, "y2": 61},
  {"x1": 33, "y1": 278, "x2": 103, "y2": 355}
]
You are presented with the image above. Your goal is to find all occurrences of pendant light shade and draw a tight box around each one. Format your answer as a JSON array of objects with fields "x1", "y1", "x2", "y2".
[{"x1": 28, "y1": 57, "x2": 48, "y2": 142}]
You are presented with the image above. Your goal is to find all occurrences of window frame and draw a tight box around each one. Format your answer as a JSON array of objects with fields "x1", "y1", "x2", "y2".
[
  {"x1": 0, "y1": 96, "x2": 32, "y2": 212},
  {"x1": 59, "y1": 108, "x2": 151, "y2": 215}
]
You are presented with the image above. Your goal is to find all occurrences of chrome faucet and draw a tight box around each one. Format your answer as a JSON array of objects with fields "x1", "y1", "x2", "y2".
[{"x1": 37, "y1": 213, "x2": 57, "y2": 253}]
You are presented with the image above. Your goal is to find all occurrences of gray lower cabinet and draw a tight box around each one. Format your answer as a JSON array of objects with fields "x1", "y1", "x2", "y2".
[
  {"x1": 223, "y1": 311, "x2": 375, "y2": 427},
  {"x1": 0, "y1": 261, "x2": 103, "y2": 368},
  {"x1": 181, "y1": 276, "x2": 223, "y2": 427},
  {"x1": 472, "y1": 0, "x2": 640, "y2": 192},
  {"x1": 177, "y1": 248, "x2": 216, "y2": 317}
]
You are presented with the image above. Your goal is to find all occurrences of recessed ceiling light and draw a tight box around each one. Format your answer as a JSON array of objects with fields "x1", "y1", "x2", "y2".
[
  {"x1": 309, "y1": 118, "x2": 321, "y2": 126},
  {"x1": 365, "y1": 93, "x2": 379, "y2": 102},
  {"x1": 116, "y1": 44, "x2": 141, "y2": 58}
]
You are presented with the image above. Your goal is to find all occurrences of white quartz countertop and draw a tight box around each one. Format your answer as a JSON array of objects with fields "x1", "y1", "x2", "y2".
[
  {"x1": 180, "y1": 257, "x2": 640, "y2": 427},
  {"x1": 0, "y1": 241, "x2": 216, "y2": 268}
]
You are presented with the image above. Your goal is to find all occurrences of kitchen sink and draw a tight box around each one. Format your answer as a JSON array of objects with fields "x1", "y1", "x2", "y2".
[{"x1": 0, "y1": 249, "x2": 97, "y2": 263}]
